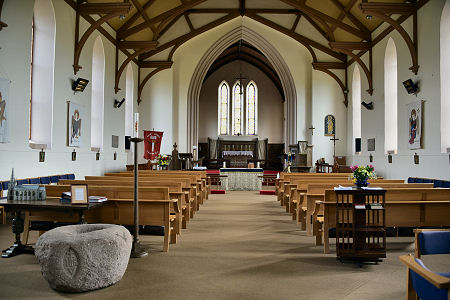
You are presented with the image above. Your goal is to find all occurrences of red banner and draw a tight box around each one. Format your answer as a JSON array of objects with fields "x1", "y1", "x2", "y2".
[{"x1": 144, "y1": 130, "x2": 163, "y2": 160}]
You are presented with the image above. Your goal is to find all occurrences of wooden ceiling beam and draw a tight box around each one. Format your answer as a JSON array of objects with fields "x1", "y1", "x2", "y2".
[
  {"x1": 301, "y1": 12, "x2": 332, "y2": 41},
  {"x1": 360, "y1": 1, "x2": 420, "y2": 74},
  {"x1": 184, "y1": 13, "x2": 195, "y2": 32},
  {"x1": 312, "y1": 62, "x2": 346, "y2": 69},
  {"x1": 139, "y1": 12, "x2": 240, "y2": 61},
  {"x1": 291, "y1": 14, "x2": 301, "y2": 31},
  {"x1": 329, "y1": 0, "x2": 369, "y2": 34},
  {"x1": 279, "y1": 0, "x2": 370, "y2": 40},
  {"x1": 130, "y1": 0, "x2": 157, "y2": 37},
  {"x1": 118, "y1": 0, "x2": 157, "y2": 32},
  {"x1": 329, "y1": 0, "x2": 357, "y2": 35},
  {"x1": 117, "y1": 41, "x2": 158, "y2": 50},
  {"x1": 78, "y1": 2, "x2": 131, "y2": 15},
  {"x1": 158, "y1": 13, "x2": 184, "y2": 39},
  {"x1": 140, "y1": 61, "x2": 173, "y2": 68},
  {"x1": 329, "y1": 42, "x2": 371, "y2": 50},
  {"x1": 360, "y1": 2, "x2": 417, "y2": 15},
  {"x1": 119, "y1": 0, "x2": 206, "y2": 40},
  {"x1": 247, "y1": 13, "x2": 348, "y2": 62},
  {"x1": 0, "y1": 0, "x2": 7, "y2": 30}
]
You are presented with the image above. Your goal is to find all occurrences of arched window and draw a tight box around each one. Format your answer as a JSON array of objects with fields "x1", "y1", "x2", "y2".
[
  {"x1": 352, "y1": 66, "x2": 361, "y2": 153},
  {"x1": 218, "y1": 81, "x2": 229, "y2": 135},
  {"x1": 246, "y1": 81, "x2": 258, "y2": 135},
  {"x1": 91, "y1": 36, "x2": 105, "y2": 150},
  {"x1": 29, "y1": 0, "x2": 56, "y2": 149},
  {"x1": 384, "y1": 37, "x2": 398, "y2": 154},
  {"x1": 232, "y1": 81, "x2": 243, "y2": 135},
  {"x1": 125, "y1": 63, "x2": 134, "y2": 138},
  {"x1": 441, "y1": 0, "x2": 450, "y2": 153}
]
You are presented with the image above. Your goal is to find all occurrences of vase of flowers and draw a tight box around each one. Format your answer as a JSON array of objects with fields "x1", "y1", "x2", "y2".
[
  {"x1": 350, "y1": 165, "x2": 376, "y2": 188},
  {"x1": 157, "y1": 154, "x2": 171, "y2": 167}
]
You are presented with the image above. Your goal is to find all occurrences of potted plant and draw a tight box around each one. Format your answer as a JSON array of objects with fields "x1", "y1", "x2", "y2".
[{"x1": 350, "y1": 165, "x2": 376, "y2": 188}]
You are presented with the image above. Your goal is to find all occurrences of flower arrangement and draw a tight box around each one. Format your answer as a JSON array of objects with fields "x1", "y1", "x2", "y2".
[
  {"x1": 350, "y1": 165, "x2": 376, "y2": 188},
  {"x1": 157, "y1": 154, "x2": 171, "y2": 166}
]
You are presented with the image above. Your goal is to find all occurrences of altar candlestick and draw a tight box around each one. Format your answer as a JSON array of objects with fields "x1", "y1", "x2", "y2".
[{"x1": 133, "y1": 113, "x2": 139, "y2": 138}]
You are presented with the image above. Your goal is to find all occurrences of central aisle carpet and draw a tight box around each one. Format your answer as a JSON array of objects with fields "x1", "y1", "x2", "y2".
[{"x1": 1, "y1": 191, "x2": 448, "y2": 299}]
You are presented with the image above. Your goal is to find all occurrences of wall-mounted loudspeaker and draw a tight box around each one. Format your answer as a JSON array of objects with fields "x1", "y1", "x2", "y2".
[
  {"x1": 125, "y1": 136, "x2": 131, "y2": 150},
  {"x1": 355, "y1": 138, "x2": 361, "y2": 153}
]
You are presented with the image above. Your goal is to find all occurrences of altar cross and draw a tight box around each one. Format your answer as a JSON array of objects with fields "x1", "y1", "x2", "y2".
[
  {"x1": 308, "y1": 125, "x2": 316, "y2": 135},
  {"x1": 330, "y1": 134, "x2": 339, "y2": 164}
]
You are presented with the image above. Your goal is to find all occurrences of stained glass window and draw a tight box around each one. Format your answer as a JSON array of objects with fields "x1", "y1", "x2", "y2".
[
  {"x1": 232, "y1": 82, "x2": 243, "y2": 135},
  {"x1": 246, "y1": 81, "x2": 257, "y2": 135},
  {"x1": 218, "y1": 81, "x2": 229, "y2": 135}
]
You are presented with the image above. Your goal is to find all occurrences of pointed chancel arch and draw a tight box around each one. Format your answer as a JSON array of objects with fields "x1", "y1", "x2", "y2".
[
  {"x1": 246, "y1": 81, "x2": 258, "y2": 135},
  {"x1": 384, "y1": 38, "x2": 398, "y2": 154},
  {"x1": 91, "y1": 36, "x2": 105, "y2": 150},
  {"x1": 125, "y1": 63, "x2": 134, "y2": 138},
  {"x1": 441, "y1": 0, "x2": 450, "y2": 153},
  {"x1": 218, "y1": 81, "x2": 229, "y2": 135},
  {"x1": 352, "y1": 66, "x2": 361, "y2": 153},
  {"x1": 29, "y1": 0, "x2": 56, "y2": 149},
  {"x1": 187, "y1": 26, "x2": 297, "y2": 149}
]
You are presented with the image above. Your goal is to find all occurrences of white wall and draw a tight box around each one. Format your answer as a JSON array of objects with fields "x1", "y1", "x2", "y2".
[
  {"x1": 198, "y1": 60, "x2": 284, "y2": 143},
  {"x1": 0, "y1": 0, "x2": 138, "y2": 181},
  {"x1": 311, "y1": 70, "x2": 347, "y2": 164},
  {"x1": 347, "y1": 0, "x2": 450, "y2": 180}
]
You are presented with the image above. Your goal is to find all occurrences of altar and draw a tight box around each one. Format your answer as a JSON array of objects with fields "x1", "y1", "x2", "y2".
[{"x1": 220, "y1": 168, "x2": 263, "y2": 191}]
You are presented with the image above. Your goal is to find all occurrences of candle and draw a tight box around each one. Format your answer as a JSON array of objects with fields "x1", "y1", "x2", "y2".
[
  {"x1": 133, "y1": 113, "x2": 139, "y2": 138},
  {"x1": 223, "y1": 161, "x2": 226, "y2": 168}
]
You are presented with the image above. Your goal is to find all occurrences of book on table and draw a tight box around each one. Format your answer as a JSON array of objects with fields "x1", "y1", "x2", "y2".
[{"x1": 59, "y1": 192, "x2": 107, "y2": 203}]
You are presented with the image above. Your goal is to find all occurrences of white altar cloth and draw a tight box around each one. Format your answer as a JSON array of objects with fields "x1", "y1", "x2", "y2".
[{"x1": 219, "y1": 168, "x2": 263, "y2": 191}]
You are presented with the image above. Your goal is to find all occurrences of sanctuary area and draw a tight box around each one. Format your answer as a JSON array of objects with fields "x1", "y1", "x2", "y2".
[{"x1": 0, "y1": 0, "x2": 450, "y2": 299}]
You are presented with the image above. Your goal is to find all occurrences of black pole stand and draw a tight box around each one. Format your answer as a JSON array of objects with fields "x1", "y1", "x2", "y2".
[{"x1": 129, "y1": 137, "x2": 148, "y2": 258}]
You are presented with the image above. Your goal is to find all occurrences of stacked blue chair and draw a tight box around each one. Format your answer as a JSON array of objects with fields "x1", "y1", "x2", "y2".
[
  {"x1": 67, "y1": 173, "x2": 75, "y2": 180},
  {"x1": 40, "y1": 177, "x2": 51, "y2": 184},
  {"x1": 59, "y1": 174, "x2": 69, "y2": 180},
  {"x1": 434, "y1": 180, "x2": 445, "y2": 188},
  {"x1": 399, "y1": 229, "x2": 450, "y2": 300},
  {"x1": 408, "y1": 177, "x2": 417, "y2": 183},
  {"x1": 444, "y1": 181, "x2": 450, "y2": 188},
  {"x1": 17, "y1": 179, "x2": 29, "y2": 185},
  {"x1": 50, "y1": 175, "x2": 59, "y2": 183},
  {"x1": 29, "y1": 178, "x2": 41, "y2": 184}
]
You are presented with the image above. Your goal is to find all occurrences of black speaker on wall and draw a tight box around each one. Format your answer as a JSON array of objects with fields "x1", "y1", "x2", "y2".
[
  {"x1": 125, "y1": 135, "x2": 131, "y2": 150},
  {"x1": 355, "y1": 138, "x2": 361, "y2": 153}
]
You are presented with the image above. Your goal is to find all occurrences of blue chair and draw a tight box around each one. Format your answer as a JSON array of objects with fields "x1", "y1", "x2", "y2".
[
  {"x1": 67, "y1": 174, "x2": 75, "y2": 180},
  {"x1": 434, "y1": 180, "x2": 444, "y2": 188},
  {"x1": 40, "y1": 177, "x2": 51, "y2": 184},
  {"x1": 59, "y1": 174, "x2": 68, "y2": 180},
  {"x1": 443, "y1": 181, "x2": 450, "y2": 188},
  {"x1": 50, "y1": 176, "x2": 59, "y2": 183},
  {"x1": 2, "y1": 181, "x2": 8, "y2": 190},
  {"x1": 423, "y1": 179, "x2": 434, "y2": 183},
  {"x1": 17, "y1": 179, "x2": 29, "y2": 185},
  {"x1": 408, "y1": 177, "x2": 417, "y2": 183},
  {"x1": 416, "y1": 178, "x2": 424, "y2": 183},
  {"x1": 29, "y1": 177, "x2": 40, "y2": 184},
  {"x1": 400, "y1": 229, "x2": 450, "y2": 300}
]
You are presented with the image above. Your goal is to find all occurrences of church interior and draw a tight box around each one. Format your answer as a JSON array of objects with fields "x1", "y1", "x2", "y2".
[{"x1": 0, "y1": 0, "x2": 450, "y2": 299}]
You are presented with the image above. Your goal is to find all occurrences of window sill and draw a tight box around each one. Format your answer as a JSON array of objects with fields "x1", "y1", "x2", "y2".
[{"x1": 29, "y1": 142, "x2": 47, "y2": 150}]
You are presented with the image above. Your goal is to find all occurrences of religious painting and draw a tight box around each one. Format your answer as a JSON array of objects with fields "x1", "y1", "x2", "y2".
[
  {"x1": 0, "y1": 78, "x2": 10, "y2": 143},
  {"x1": 406, "y1": 100, "x2": 423, "y2": 150},
  {"x1": 324, "y1": 114, "x2": 335, "y2": 136},
  {"x1": 68, "y1": 101, "x2": 83, "y2": 147}
]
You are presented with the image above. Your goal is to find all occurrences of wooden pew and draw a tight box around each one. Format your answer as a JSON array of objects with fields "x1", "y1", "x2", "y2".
[
  {"x1": 297, "y1": 182, "x2": 432, "y2": 235},
  {"x1": 105, "y1": 173, "x2": 205, "y2": 208},
  {"x1": 276, "y1": 173, "x2": 353, "y2": 196},
  {"x1": 60, "y1": 179, "x2": 191, "y2": 230},
  {"x1": 315, "y1": 188, "x2": 450, "y2": 253},
  {"x1": 26, "y1": 185, "x2": 178, "y2": 252}
]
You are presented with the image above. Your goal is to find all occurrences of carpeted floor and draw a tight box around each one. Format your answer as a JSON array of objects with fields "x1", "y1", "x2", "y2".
[{"x1": 0, "y1": 191, "x2": 448, "y2": 299}]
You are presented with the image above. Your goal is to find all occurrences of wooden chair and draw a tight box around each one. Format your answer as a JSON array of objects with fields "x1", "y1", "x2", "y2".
[{"x1": 399, "y1": 229, "x2": 450, "y2": 300}]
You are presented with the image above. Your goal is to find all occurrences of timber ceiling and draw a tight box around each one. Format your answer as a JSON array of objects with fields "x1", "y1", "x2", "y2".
[{"x1": 61, "y1": 0, "x2": 428, "y2": 104}]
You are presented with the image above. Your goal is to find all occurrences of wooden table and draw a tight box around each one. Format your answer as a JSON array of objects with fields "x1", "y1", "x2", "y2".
[{"x1": 0, "y1": 198, "x2": 105, "y2": 258}]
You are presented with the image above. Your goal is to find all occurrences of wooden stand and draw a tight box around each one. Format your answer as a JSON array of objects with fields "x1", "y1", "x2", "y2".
[
  {"x1": 335, "y1": 188, "x2": 386, "y2": 265},
  {"x1": 129, "y1": 137, "x2": 148, "y2": 258}
]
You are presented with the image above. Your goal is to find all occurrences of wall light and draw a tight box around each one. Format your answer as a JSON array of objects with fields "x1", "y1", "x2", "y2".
[{"x1": 72, "y1": 78, "x2": 89, "y2": 93}]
